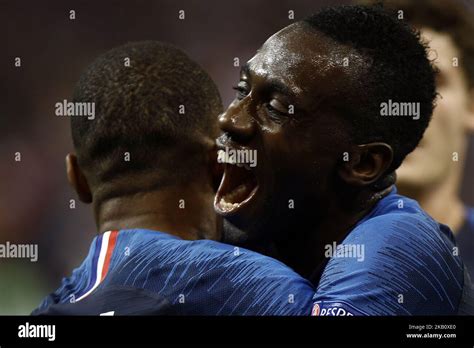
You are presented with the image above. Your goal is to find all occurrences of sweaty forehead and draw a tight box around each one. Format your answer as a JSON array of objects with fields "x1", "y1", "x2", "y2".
[{"x1": 247, "y1": 23, "x2": 367, "y2": 100}]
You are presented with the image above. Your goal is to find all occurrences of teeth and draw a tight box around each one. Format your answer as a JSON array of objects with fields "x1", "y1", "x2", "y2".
[
  {"x1": 218, "y1": 183, "x2": 252, "y2": 211},
  {"x1": 219, "y1": 198, "x2": 239, "y2": 211}
]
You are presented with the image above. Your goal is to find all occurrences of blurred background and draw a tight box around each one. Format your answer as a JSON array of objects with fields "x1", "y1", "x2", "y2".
[{"x1": 2, "y1": 0, "x2": 474, "y2": 314}]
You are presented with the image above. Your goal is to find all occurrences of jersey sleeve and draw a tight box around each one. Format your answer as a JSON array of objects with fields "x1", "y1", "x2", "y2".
[{"x1": 311, "y1": 214, "x2": 464, "y2": 316}]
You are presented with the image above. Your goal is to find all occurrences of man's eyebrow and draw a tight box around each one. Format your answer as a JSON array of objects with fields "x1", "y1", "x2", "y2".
[
  {"x1": 266, "y1": 79, "x2": 294, "y2": 97},
  {"x1": 240, "y1": 63, "x2": 294, "y2": 97}
]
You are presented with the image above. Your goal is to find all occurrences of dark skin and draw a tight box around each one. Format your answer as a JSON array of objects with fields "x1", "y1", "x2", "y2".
[
  {"x1": 215, "y1": 23, "x2": 394, "y2": 279},
  {"x1": 66, "y1": 139, "x2": 223, "y2": 241}
]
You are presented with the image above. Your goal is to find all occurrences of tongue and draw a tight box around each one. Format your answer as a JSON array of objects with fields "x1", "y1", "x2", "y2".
[{"x1": 223, "y1": 182, "x2": 254, "y2": 204}]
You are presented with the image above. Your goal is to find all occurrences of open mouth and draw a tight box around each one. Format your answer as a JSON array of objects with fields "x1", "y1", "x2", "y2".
[{"x1": 214, "y1": 162, "x2": 259, "y2": 216}]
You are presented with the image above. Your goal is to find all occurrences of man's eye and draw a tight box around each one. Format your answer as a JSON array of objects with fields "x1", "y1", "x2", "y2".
[
  {"x1": 232, "y1": 82, "x2": 249, "y2": 100},
  {"x1": 268, "y1": 99, "x2": 289, "y2": 114},
  {"x1": 265, "y1": 101, "x2": 288, "y2": 123}
]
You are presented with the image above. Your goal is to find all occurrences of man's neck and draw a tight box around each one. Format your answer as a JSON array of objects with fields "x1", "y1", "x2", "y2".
[
  {"x1": 94, "y1": 184, "x2": 220, "y2": 241},
  {"x1": 274, "y1": 187, "x2": 391, "y2": 279}
]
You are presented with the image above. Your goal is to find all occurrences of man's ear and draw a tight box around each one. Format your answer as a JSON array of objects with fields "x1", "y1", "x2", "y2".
[
  {"x1": 338, "y1": 143, "x2": 393, "y2": 187},
  {"x1": 66, "y1": 153, "x2": 92, "y2": 203},
  {"x1": 208, "y1": 145, "x2": 224, "y2": 192},
  {"x1": 465, "y1": 89, "x2": 474, "y2": 133}
]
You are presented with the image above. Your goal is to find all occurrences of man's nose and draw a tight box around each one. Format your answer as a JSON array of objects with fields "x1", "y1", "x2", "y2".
[{"x1": 218, "y1": 102, "x2": 255, "y2": 144}]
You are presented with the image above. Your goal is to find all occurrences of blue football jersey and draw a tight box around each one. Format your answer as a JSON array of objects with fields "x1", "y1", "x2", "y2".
[
  {"x1": 32, "y1": 229, "x2": 314, "y2": 315},
  {"x1": 456, "y1": 206, "x2": 474, "y2": 279},
  {"x1": 311, "y1": 187, "x2": 474, "y2": 316}
]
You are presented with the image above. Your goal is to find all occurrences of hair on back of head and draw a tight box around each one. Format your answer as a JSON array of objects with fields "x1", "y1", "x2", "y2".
[{"x1": 71, "y1": 41, "x2": 223, "y2": 200}]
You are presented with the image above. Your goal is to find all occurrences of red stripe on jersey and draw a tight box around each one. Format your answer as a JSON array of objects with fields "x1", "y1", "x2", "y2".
[{"x1": 101, "y1": 230, "x2": 118, "y2": 281}]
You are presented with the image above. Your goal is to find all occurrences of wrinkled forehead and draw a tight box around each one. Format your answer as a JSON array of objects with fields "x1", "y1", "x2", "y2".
[{"x1": 247, "y1": 23, "x2": 367, "y2": 98}]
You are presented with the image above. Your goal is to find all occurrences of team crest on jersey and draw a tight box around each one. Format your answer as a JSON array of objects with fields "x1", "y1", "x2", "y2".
[
  {"x1": 311, "y1": 300, "x2": 364, "y2": 316},
  {"x1": 311, "y1": 303, "x2": 321, "y2": 316}
]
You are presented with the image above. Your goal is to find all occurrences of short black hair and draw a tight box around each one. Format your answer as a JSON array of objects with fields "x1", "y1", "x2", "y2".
[
  {"x1": 301, "y1": 5, "x2": 437, "y2": 173},
  {"x1": 72, "y1": 41, "x2": 222, "y2": 199}
]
